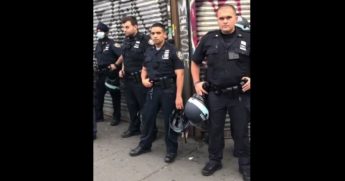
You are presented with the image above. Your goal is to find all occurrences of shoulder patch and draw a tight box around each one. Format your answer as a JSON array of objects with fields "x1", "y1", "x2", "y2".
[
  {"x1": 177, "y1": 51, "x2": 183, "y2": 60},
  {"x1": 114, "y1": 43, "x2": 121, "y2": 48}
]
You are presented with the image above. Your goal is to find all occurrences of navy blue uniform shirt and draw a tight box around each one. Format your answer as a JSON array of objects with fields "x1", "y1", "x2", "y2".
[
  {"x1": 143, "y1": 42, "x2": 184, "y2": 80},
  {"x1": 95, "y1": 37, "x2": 121, "y2": 66},
  {"x1": 192, "y1": 28, "x2": 250, "y2": 87},
  {"x1": 121, "y1": 32, "x2": 150, "y2": 73}
]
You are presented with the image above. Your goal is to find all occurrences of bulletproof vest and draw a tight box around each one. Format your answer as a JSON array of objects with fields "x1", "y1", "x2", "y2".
[
  {"x1": 95, "y1": 38, "x2": 119, "y2": 66},
  {"x1": 145, "y1": 44, "x2": 175, "y2": 80},
  {"x1": 205, "y1": 29, "x2": 250, "y2": 87},
  {"x1": 122, "y1": 33, "x2": 147, "y2": 73}
]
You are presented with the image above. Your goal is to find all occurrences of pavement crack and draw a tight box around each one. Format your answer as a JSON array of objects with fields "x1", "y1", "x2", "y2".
[{"x1": 137, "y1": 164, "x2": 168, "y2": 181}]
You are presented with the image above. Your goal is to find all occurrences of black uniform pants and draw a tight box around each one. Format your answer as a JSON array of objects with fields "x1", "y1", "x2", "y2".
[
  {"x1": 139, "y1": 86, "x2": 178, "y2": 154},
  {"x1": 95, "y1": 72, "x2": 121, "y2": 121},
  {"x1": 207, "y1": 92, "x2": 250, "y2": 168},
  {"x1": 123, "y1": 78, "x2": 157, "y2": 133}
]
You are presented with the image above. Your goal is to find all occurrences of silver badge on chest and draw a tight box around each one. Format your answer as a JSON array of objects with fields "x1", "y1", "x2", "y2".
[
  {"x1": 240, "y1": 41, "x2": 247, "y2": 51},
  {"x1": 133, "y1": 41, "x2": 140, "y2": 48},
  {"x1": 103, "y1": 44, "x2": 109, "y2": 52},
  {"x1": 162, "y1": 49, "x2": 170, "y2": 60}
]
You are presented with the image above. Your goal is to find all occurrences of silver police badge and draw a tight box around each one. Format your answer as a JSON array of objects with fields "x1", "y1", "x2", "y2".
[
  {"x1": 162, "y1": 50, "x2": 170, "y2": 60},
  {"x1": 240, "y1": 41, "x2": 247, "y2": 51},
  {"x1": 133, "y1": 41, "x2": 140, "y2": 48}
]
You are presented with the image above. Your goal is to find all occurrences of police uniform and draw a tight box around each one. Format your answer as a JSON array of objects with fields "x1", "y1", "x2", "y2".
[
  {"x1": 94, "y1": 36, "x2": 122, "y2": 123},
  {"x1": 138, "y1": 42, "x2": 184, "y2": 156},
  {"x1": 121, "y1": 32, "x2": 157, "y2": 137},
  {"x1": 192, "y1": 27, "x2": 250, "y2": 174}
]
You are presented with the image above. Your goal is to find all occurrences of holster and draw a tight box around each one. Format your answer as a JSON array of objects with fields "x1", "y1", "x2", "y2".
[
  {"x1": 125, "y1": 70, "x2": 142, "y2": 84},
  {"x1": 152, "y1": 76, "x2": 175, "y2": 89}
]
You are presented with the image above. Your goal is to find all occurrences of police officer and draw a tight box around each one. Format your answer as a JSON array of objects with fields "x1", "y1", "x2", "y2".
[
  {"x1": 94, "y1": 22, "x2": 122, "y2": 126},
  {"x1": 191, "y1": 5, "x2": 251, "y2": 181},
  {"x1": 115, "y1": 16, "x2": 158, "y2": 138},
  {"x1": 129, "y1": 23, "x2": 184, "y2": 163}
]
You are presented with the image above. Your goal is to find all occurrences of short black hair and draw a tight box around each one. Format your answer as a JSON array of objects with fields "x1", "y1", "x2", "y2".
[
  {"x1": 150, "y1": 23, "x2": 165, "y2": 32},
  {"x1": 121, "y1": 16, "x2": 138, "y2": 25},
  {"x1": 216, "y1": 4, "x2": 237, "y2": 16}
]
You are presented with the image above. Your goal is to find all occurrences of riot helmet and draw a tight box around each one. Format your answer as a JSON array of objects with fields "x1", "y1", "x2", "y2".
[
  {"x1": 184, "y1": 94, "x2": 209, "y2": 128},
  {"x1": 169, "y1": 109, "x2": 190, "y2": 133},
  {"x1": 105, "y1": 69, "x2": 120, "y2": 92}
]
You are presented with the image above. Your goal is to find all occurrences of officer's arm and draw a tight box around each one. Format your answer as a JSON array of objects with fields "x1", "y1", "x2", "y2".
[
  {"x1": 115, "y1": 55, "x2": 123, "y2": 65},
  {"x1": 190, "y1": 34, "x2": 208, "y2": 95},
  {"x1": 94, "y1": 44, "x2": 101, "y2": 59},
  {"x1": 191, "y1": 61, "x2": 207, "y2": 95},
  {"x1": 110, "y1": 55, "x2": 123, "y2": 70},
  {"x1": 175, "y1": 69, "x2": 184, "y2": 110},
  {"x1": 141, "y1": 66, "x2": 152, "y2": 88},
  {"x1": 191, "y1": 61, "x2": 200, "y2": 85},
  {"x1": 115, "y1": 55, "x2": 123, "y2": 67}
]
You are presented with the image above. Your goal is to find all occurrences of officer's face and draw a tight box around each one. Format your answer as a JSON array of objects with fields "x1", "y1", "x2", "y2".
[
  {"x1": 217, "y1": 7, "x2": 238, "y2": 34},
  {"x1": 122, "y1": 21, "x2": 138, "y2": 37},
  {"x1": 150, "y1": 27, "x2": 166, "y2": 46}
]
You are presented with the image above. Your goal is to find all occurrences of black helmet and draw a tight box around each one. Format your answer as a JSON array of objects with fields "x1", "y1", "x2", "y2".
[
  {"x1": 184, "y1": 94, "x2": 209, "y2": 128},
  {"x1": 169, "y1": 109, "x2": 190, "y2": 133},
  {"x1": 105, "y1": 70, "x2": 120, "y2": 92},
  {"x1": 236, "y1": 16, "x2": 250, "y2": 31}
]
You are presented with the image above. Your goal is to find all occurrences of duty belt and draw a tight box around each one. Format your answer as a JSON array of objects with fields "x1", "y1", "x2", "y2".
[
  {"x1": 208, "y1": 84, "x2": 242, "y2": 96},
  {"x1": 151, "y1": 76, "x2": 175, "y2": 89},
  {"x1": 125, "y1": 70, "x2": 142, "y2": 83}
]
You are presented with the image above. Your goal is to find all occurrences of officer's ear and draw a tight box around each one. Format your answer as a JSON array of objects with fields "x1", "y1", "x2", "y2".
[{"x1": 164, "y1": 32, "x2": 167, "y2": 39}]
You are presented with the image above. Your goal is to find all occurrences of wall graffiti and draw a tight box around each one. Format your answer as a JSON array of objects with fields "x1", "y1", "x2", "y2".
[{"x1": 178, "y1": 0, "x2": 190, "y2": 66}]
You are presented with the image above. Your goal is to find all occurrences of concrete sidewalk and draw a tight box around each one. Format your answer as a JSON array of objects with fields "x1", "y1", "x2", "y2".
[{"x1": 94, "y1": 119, "x2": 243, "y2": 181}]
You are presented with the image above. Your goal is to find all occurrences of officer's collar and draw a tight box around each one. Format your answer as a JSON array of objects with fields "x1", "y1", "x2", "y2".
[
  {"x1": 128, "y1": 32, "x2": 141, "y2": 40},
  {"x1": 153, "y1": 41, "x2": 167, "y2": 51},
  {"x1": 98, "y1": 36, "x2": 109, "y2": 44},
  {"x1": 219, "y1": 28, "x2": 236, "y2": 36},
  {"x1": 215, "y1": 28, "x2": 243, "y2": 38},
  {"x1": 98, "y1": 36, "x2": 109, "y2": 42}
]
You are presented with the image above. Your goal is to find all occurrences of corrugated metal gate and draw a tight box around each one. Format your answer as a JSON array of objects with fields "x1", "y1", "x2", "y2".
[
  {"x1": 92, "y1": 0, "x2": 250, "y2": 137},
  {"x1": 193, "y1": 0, "x2": 250, "y2": 138},
  {"x1": 93, "y1": 0, "x2": 170, "y2": 124}
]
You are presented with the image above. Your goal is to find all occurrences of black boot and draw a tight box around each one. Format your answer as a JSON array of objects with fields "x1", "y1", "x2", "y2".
[
  {"x1": 201, "y1": 161, "x2": 222, "y2": 176},
  {"x1": 129, "y1": 145, "x2": 151, "y2": 156}
]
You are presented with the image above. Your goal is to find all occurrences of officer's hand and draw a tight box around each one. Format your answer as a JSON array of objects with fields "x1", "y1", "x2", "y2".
[
  {"x1": 109, "y1": 64, "x2": 116, "y2": 70},
  {"x1": 195, "y1": 81, "x2": 208, "y2": 96},
  {"x1": 119, "y1": 70, "x2": 125, "y2": 78},
  {"x1": 242, "y1": 77, "x2": 251, "y2": 92},
  {"x1": 175, "y1": 96, "x2": 183, "y2": 110},
  {"x1": 143, "y1": 78, "x2": 153, "y2": 88}
]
